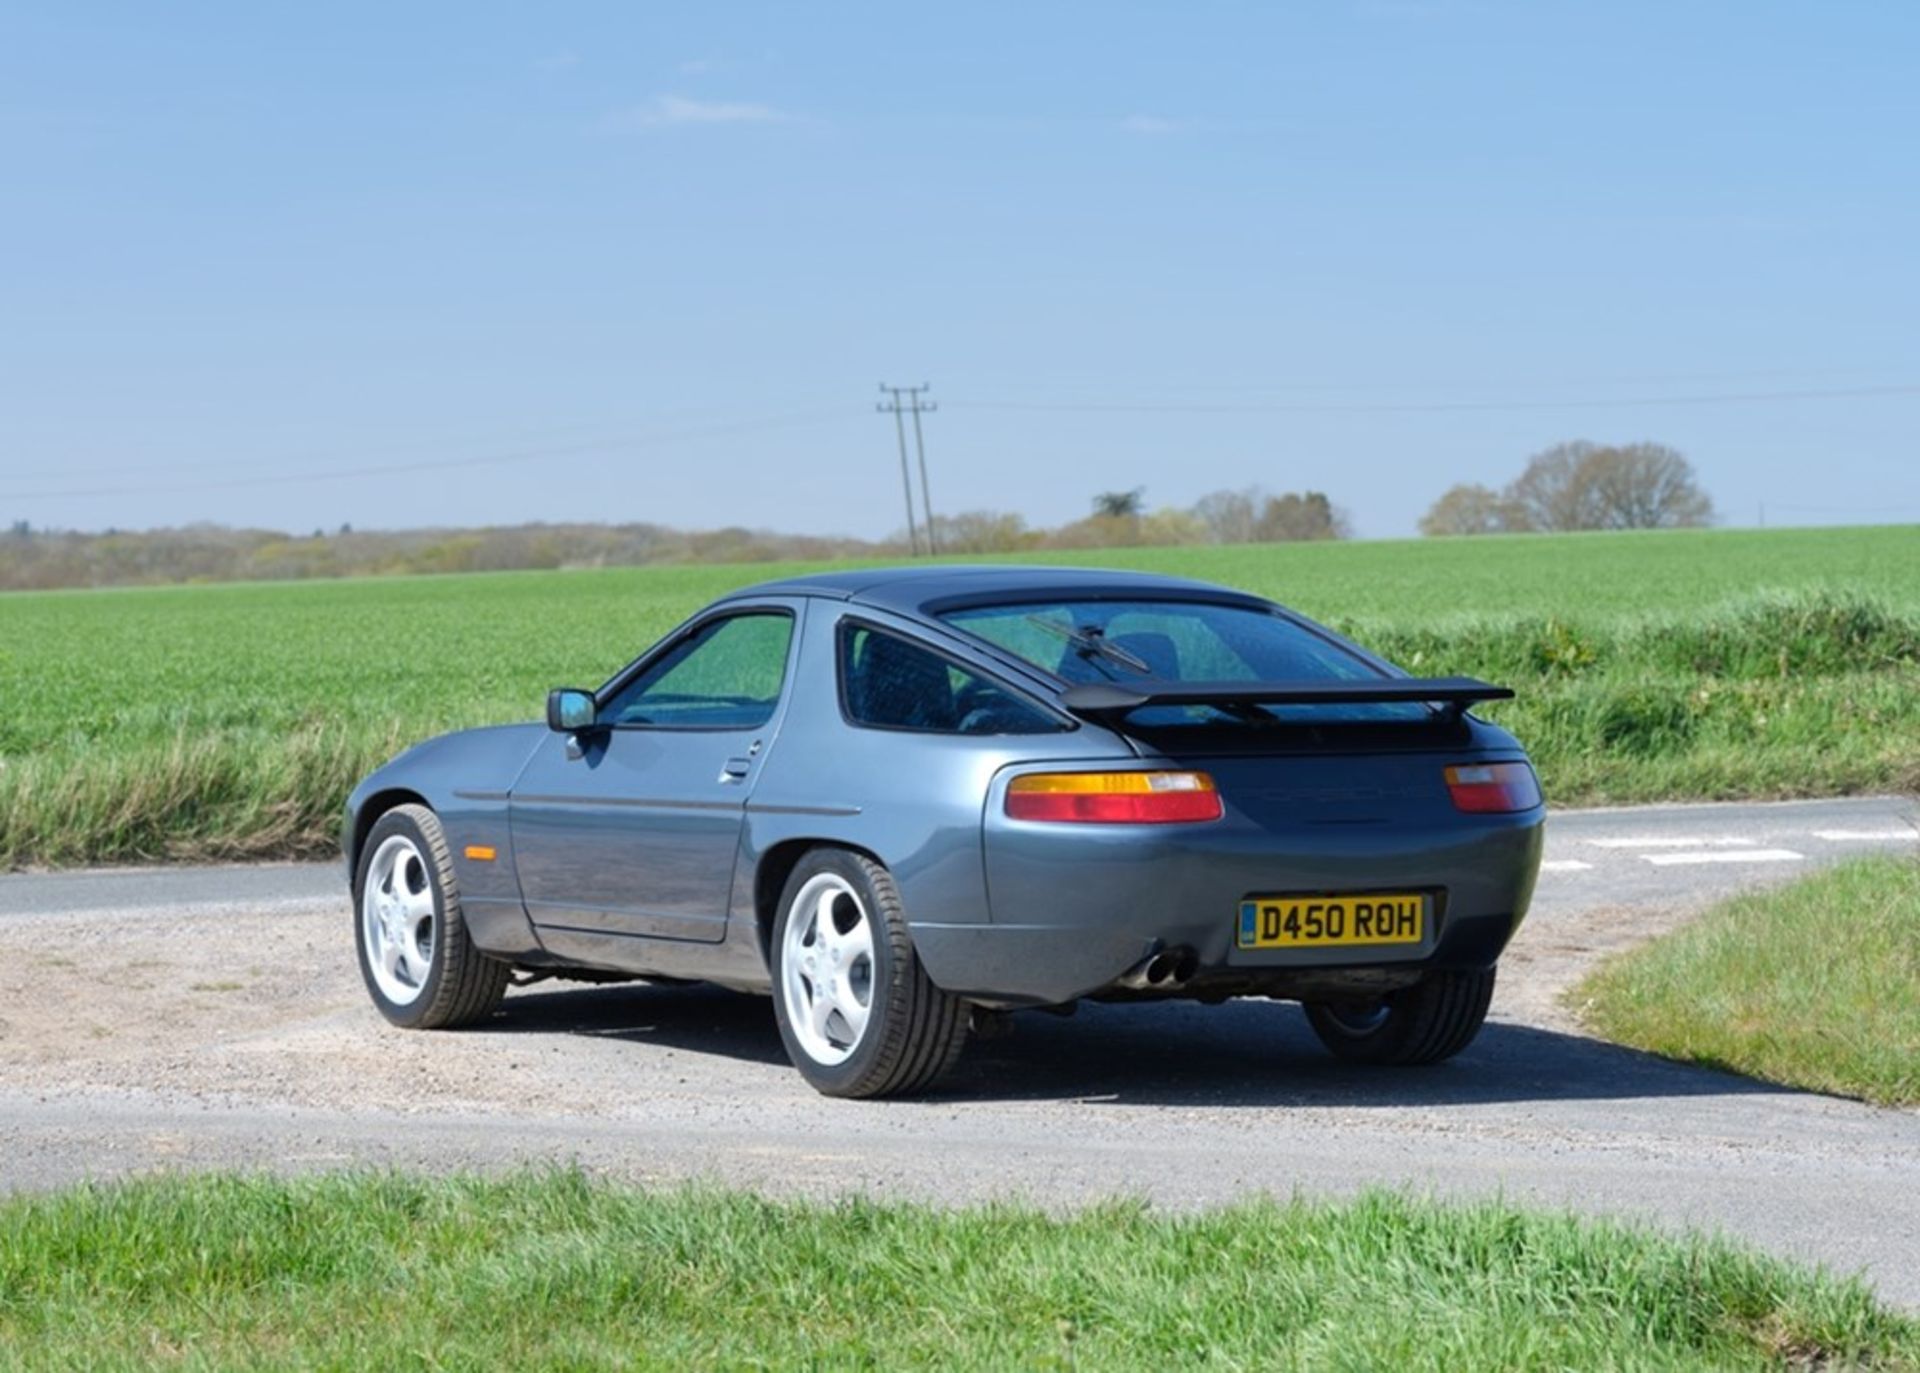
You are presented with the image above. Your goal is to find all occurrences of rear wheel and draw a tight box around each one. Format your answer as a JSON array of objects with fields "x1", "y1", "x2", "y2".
[
  {"x1": 353, "y1": 804, "x2": 509, "y2": 1030},
  {"x1": 1303, "y1": 967, "x2": 1495, "y2": 1065},
  {"x1": 770, "y1": 850, "x2": 968, "y2": 1098}
]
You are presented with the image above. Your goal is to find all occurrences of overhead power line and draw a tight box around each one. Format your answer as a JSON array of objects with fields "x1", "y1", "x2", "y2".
[
  {"x1": 2, "y1": 408, "x2": 786, "y2": 484},
  {"x1": 977, "y1": 365, "x2": 1909, "y2": 396},
  {"x1": 1765, "y1": 501, "x2": 1920, "y2": 514},
  {"x1": 945, "y1": 382, "x2": 1920, "y2": 416},
  {"x1": 0, "y1": 409, "x2": 854, "y2": 503}
]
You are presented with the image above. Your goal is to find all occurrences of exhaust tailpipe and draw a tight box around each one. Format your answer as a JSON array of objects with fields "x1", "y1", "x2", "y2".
[{"x1": 1116, "y1": 945, "x2": 1199, "y2": 992}]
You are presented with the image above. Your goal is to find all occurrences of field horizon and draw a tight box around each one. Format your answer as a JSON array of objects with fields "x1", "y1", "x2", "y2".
[{"x1": 6, "y1": 519, "x2": 1916, "y2": 607}]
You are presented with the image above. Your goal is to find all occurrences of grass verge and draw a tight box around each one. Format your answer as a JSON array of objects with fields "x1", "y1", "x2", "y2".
[
  {"x1": 1574, "y1": 855, "x2": 1920, "y2": 1106},
  {"x1": 0, "y1": 1174, "x2": 1915, "y2": 1370}
]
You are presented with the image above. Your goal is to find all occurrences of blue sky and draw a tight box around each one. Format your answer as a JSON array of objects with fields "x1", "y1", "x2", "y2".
[{"x1": 2, "y1": 2, "x2": 1915, "y2": 538}]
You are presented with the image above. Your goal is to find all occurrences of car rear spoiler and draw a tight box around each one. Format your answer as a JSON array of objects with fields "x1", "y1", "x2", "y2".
[{"x1": 1058, "y1": 676, "x2": 1514, "y2": 723}]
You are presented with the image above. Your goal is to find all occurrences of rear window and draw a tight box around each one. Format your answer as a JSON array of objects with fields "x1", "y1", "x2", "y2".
[{"x1": 939, "y1": 598, "x2": 1428, "y2": 726}]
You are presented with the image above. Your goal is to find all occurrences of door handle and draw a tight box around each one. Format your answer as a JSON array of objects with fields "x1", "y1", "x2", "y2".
[{"x1": 720, "y1": 756, "x2": 753, "y2": 782}]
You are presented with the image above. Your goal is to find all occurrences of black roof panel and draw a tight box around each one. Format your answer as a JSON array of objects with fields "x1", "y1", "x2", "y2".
[{"x1": 716, "y1": 563, "x2": 1269, "y2": 618}]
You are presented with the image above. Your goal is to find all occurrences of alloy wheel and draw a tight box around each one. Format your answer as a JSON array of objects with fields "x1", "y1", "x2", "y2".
[
  {"x1": 779, "y1": 872, "x2": 876, "y2": 1065},
  {"x1": 362, "y1": 834, "x2": 436, "y2": 1005}
]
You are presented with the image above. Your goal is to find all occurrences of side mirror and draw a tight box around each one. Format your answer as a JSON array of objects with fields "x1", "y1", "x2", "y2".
[{"x1": 546, "y1": 688, "x2": 599, "y2": 734}]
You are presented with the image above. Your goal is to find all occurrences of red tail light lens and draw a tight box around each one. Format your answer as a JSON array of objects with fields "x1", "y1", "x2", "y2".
[
  {"x1": 1006, "y1": 771, "x2": 1223, "y2": 824},
  {"x1": 1445, "y1": 762, "x2": 1542, "y2": 814}
]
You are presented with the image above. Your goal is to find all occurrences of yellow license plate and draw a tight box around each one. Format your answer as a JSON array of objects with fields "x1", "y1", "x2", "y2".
[{"x1": 1237, "y1": 893, "x2": 1426, "y2": 949}]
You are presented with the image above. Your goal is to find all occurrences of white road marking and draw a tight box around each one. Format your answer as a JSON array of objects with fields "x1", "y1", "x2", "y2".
[
  {"x1": 1811, "y1": 829, "x2": 1918, "y2": 842},
  {"x1": 1586, "y1": 836, "x2": 1758, "y2": 849},
  {"x1": 1539, "y1": 860, "x2": 1595, "y2": 873},
  {"x1": 1642, "y1": 848, "x2": 1804, "y2": 867}
]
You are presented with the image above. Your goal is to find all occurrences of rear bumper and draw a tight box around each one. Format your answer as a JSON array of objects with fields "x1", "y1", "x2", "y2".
[{"x1": 912, "y1": 803, "x2": 1544, "y2": 1007}]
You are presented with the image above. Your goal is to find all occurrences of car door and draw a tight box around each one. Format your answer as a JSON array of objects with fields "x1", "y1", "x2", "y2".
[{"x1": 508, "y1": 604, "x2": 799, "y2": 944}]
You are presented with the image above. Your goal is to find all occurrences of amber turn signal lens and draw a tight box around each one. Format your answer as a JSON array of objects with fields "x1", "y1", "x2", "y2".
[
  {"x1": 1444, "y1": 763, "x2": 1542, "y2": 814},
  {"x1": 1006, "y1": 771, "x2": 1223, "y2": 824},
  {"x1": 464, "y1": 844, "x2": 498, "y2": 862}
]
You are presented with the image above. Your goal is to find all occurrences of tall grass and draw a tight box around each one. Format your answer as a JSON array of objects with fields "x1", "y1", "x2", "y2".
[
  {"x1": 1351, "y1": 589, "x2": 1920, "y2": 805},
  {"x1": 1575, "y1": 856, "x2": 1920, "y2": 1106},
  {"x1": 2, "y1": 526, "x2": 1915, "y2": 867},
  {"x1": 1, "y1": 1174, "x2": 1913, "y2": 1369}
]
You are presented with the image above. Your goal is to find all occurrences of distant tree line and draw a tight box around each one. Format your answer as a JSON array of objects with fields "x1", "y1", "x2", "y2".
[
  {"x1": 0, "y1": 484, "x2": 1349, "y2": 591},
  {"x1": 6, "y1": 438, "x2": 1721, "y2": 590},
  {"x1": 930, "y1": 486, "x2": 1349, "y2": 554},
  {"x1": 0, "y1": 521, "x2": 884, "y2": 592},
  {"x1": 1421, "y1": 441, "x2": 1714, "y2": 536}
]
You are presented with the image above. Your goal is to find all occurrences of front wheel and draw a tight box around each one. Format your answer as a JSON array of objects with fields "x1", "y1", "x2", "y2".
[
  {"x1": 1304, "y1": 967, "x2": 1495, "y2": 1065},
  {"x1": 353, "y1": 804, "x2": 509, "y2": 1030},
  {"x1": 770, "y1": 850, "x2": 968, "y2": 1098}
]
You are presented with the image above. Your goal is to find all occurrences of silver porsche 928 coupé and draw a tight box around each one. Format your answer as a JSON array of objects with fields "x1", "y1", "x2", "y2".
[{"x1": 345, "y1": 566, "x2": 1544, "y2": 1097}]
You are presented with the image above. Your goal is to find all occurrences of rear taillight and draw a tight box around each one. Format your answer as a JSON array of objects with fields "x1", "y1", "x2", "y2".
[
  {"x1": 1445, "y1": 762, "x2": 1542, "y2": 814},
  {"x1": 1006, "y1": 771, "x2": 1223, "y2": 824}
]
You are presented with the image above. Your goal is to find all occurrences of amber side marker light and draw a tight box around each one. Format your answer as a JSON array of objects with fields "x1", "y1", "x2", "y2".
[
  {"x1": 1445, "y1": 763, "x2": 1542, "y2": 814},
  {"x1": 464, "y1": 845, "x2": 498, "y2": 862},
  {"x1": 1006, "y1": 771, "x2": 1223, "y2": 824}
]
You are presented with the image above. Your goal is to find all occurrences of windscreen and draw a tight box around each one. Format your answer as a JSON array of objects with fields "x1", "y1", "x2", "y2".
[{"x1": 939, "y1": 598, "x2": 1430, "y2": 725}]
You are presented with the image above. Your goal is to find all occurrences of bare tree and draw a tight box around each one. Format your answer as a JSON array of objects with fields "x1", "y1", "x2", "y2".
[
  {"x1": 1193, "y1": 487, "x2": 1261, "y2": 544},
  {"x1": 1505, "y1": 441, "x2": 1604, "y2": 532},
  {"x1": 1503, "y1": 441, "x2": 1712, "y2": 532},
  {"x1": 1579, "y1": 443, "x2": 1714, "y2": 529},
  {"x1": 1091, "y1": 487, "x2": 1146, "y2": 519},
  {"x1": 1419, "y1": 483, "x2": 1531, "y2": 536},
  {"x1": 1192, "y1": 486, "x2": 1348, "y2": 542},
  {"x1": 1255, "y1": 490, "x2": 1341, "y2": 541}
]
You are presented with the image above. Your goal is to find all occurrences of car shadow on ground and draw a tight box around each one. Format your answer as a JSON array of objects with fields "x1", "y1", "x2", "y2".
[
  {"x1": 488, "y1": 979, "x2": 1782, "y2": 1109},
  {"x1": 486, "y1": 981, "x2": 792, "y2": 1068},
  {"x1": 952, "y1": 999, "x2": 1779, "y2": 1109}
]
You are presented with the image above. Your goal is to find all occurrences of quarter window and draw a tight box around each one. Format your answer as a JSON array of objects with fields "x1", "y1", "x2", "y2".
[
  {"x1": 602, "y1": 612, "x2": 793, "y2": 730},
  {"x1": 840, "y1": 624, "x2": 1062, "y2": 735}
]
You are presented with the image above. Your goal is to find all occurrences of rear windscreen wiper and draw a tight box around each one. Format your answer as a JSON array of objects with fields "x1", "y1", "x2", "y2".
[{"x1": 1024, "y1": 615, "x2": 1152, "y2": 678}]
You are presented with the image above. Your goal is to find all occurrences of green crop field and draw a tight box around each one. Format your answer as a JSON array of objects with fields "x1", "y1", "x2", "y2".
[{"x1": 1, "y1": 525, "x2": 1915, "y2": 868}]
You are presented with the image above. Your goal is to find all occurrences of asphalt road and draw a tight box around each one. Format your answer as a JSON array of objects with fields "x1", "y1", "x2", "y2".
[{"x1": 2, "y1": 795, "x2": 1916, "y2": 1306}]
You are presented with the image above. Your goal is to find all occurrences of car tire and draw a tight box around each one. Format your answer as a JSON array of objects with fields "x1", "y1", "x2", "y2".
[
  {"x1": 770, "y1": 849, "x2": 968, "y2": 1099},
  {"x1": 353, "y1": 803, "x2": 509, "y2": 1030},
  {"x1": 1303, "y1": 967, "x2": 1495, "y2": 1066}
]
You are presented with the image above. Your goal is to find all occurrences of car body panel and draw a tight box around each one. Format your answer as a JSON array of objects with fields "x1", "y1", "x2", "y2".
[
  {"x1": 344, "y1": 722, "x2": 548, "y2": 957},
  {"x1": 507, "y1": 596, "x2": 804, "y2": 945},
  {"x1": 965, "y1": 748, "x2": 1542, "y2": 1004},
  {"x1": 343, "y1": 565, "x2": 1546, "y2": 1008},
  {"x1": 737, "y1": 599, "x2": 1144, "y2": 993},
  {"x1": 507, "y1": 726, "x2": 753, "y2": 944}
]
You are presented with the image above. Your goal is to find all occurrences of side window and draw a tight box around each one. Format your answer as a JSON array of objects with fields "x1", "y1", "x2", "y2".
[
  {"x1": 602, "y1": 612, "x2": 793, "y2": 730},
  {"x1": 840, "y1": 624, "x2": 1063, "y2": 735}
]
